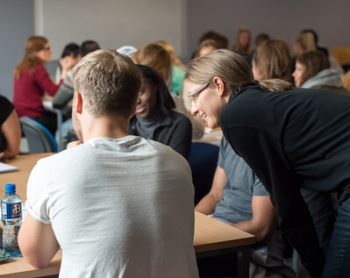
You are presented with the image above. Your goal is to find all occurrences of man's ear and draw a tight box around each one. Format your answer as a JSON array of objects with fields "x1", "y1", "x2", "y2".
[
  {"x1": 212, "y1": 76, "x2": 226, "y2": 96},
  {"x1": 73, "y1": 92, "x2": 83, "y2": 114}
]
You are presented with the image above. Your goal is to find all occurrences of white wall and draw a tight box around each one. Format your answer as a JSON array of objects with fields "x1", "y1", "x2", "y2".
[
  {"x1": 0, "y1": 0, "x2": 34, "y2": 99},
  {"x1": 34, "y1": 0, "x2": 186, "y2": 59}
]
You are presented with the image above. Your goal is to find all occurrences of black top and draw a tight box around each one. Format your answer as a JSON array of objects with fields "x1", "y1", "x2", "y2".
[
  {"x1": 129, "y1": 111, "x2": 192, "y2": 159},
  {"x1": 220, "y1": 85, "x2": 350, "y2": 277},
  {"x1": 0, "y1": 95, "x2": 14, "y2": 152}
]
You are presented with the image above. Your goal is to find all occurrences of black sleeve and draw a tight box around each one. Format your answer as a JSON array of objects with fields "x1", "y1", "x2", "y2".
[
  {"x1": 0, "y1": 96, "x2": 14, "y2": 125},
  {"x1": 223, "y1": 126, "x2": 325, "y2": 278},
  {"x1": 168, "y1": 115, "x2": 192, "y2": 160}
]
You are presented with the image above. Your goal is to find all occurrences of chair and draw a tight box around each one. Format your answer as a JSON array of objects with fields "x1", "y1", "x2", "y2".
[
  {"x1": 331, "y1": 47, "x2": 350, "y2": 65},
  {"x1": 20, "y1": 117, "x2": 58, "y2": 153},
  {"x1": 188, "y1": 142, "x2": 219, "y2": 204},
  {"x1": 43, "y1": 100, "x2": 65, "y2": 151}
]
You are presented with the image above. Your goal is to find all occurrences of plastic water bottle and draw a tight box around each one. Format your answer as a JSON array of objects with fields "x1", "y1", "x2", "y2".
[{"x1": 1, "y1": 184, "x2": 22, "y2": 256}]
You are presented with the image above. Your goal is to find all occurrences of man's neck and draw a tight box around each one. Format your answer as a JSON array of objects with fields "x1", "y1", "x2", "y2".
[{"x1": 81, "y1": 115, "x2": 129, "y2": 142}]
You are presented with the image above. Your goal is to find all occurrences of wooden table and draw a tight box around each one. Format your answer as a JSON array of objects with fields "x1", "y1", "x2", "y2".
[
  {"x1": 0, "y1": 153, "x2": 50, "y2": 201},
  {"x1": 0, "y1": 154, "x2": 255, "y2": 278}
]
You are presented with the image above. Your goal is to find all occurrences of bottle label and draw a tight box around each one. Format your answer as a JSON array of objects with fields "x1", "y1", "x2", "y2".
[{"x1": 1, "y1": 202, "x2": 22, "y2": 221}]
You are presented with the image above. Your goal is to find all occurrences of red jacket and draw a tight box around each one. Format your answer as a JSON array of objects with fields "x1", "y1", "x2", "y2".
[{"x1": 13, "y1": 64, "x2": 62, "y2": 118}]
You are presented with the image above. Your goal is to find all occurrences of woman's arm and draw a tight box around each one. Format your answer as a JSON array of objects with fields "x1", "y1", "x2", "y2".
[
  {"x1": 1, "y1": 110, "x2": 21, "y2": 158},
  {"x1": 195, "y1": 166, "x2": 226, "y2": 214}
]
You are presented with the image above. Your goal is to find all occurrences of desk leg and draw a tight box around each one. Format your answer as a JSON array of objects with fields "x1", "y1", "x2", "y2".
[{"x1": 237, "y1": 247, "x2": 250, "y2": 278}]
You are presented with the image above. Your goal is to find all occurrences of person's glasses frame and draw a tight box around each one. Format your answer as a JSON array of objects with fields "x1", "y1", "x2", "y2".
[{"x1": 187, "y1": 81, "x2": 212, "y2": 100}]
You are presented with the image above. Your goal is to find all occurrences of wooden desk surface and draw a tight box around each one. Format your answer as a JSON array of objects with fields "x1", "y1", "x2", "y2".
[
  {"x1": 1, "y1": 153, "x2": 51, "y2": 202},
  {"x1": 0, "y1": 154, "x2": 255, "y2": 278}
]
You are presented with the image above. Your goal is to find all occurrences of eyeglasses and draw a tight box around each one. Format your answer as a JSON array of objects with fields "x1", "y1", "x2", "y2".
[{"x1": 187, "y1": 81, "x2": 212, "y2": 99}]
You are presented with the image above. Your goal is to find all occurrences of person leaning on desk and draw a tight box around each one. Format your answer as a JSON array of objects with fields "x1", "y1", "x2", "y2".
[
  {"x1": 183, "y1": 49, "x2": 350, "y2": 278},
  {"x1": 0, "y1": 95, "x2": 20, "y2": 159}
]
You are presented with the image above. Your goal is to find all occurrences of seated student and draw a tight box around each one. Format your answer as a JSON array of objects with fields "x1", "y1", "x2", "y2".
[
  {"x1": 80, "y1": 40, "x2": 100, "y2": 57},
  {"x1": 59, "y1": 40, "x2": 101, "y2": 145},
  {"x1": 195, "y1": 39, "x2": 221, "y2": 58},
  {"x1": 190, "y1": 30, "x2": 229, "y2": 60},
  {"x1": 133, "y1": 43, "x2": 204, "y2": 140},
  {"x1": 293, "y1": 50, "x2": 348, "y2": 95},
  {"x1": 195, "y1": 139, "x2": 293, "y2": 277},
  {"x1": 129, "y1": 64, "x2": 192, "y2": 159},
  {"x1": 52, "y1": 43, "x2": 81, "y2": 109},
  {"x1": 13, "y1": 36, "x2": 75, "y2": 135},
  {"x1": 155, "y1": 40, "x2": 186, "y2": 96},
  {"x1": 252, "y1": 39, "x2": 292, "y2": 83},
  {"x1": 232, "y1": 27, "x2": 252, "y2": 55},
  {"x1": 294, "y1": 30, "x2": 343, "y2": 75},
  {"x1": 18, "y1": 50, "x2": 199, "y2": 278},
  {"x1": 0, "y1": 95, "x2": 20, "y2": 158}
]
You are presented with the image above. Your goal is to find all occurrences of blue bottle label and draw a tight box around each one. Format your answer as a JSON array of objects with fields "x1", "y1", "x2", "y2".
[{"x1": 1, "y1": 202, "x2": 21, "y2": 220}]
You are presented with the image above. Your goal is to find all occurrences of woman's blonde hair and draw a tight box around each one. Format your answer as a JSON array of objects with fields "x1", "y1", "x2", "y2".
[
  {"x1": 133, "y1": 43, "x2": 172, "y2": 82},
  {"x1": 185, "y1": 49, "x2": 291, "y2": 94},
  {"x1": 253, "y1": 39, "x2": 292, "y2": 82},
  {"x1": 14, "y1": 36, "x2": 48, "y2": 77},
  {"x1": 154, "y1": 40, "x2": 186, "y2": 71}
]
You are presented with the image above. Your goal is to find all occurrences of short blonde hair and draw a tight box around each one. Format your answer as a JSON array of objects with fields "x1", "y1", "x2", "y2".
[{"x1": 73, "y1": 49, "x2": 141, "y2": 118}]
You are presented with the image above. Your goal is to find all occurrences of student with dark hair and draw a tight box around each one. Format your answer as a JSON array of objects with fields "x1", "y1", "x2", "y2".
[
  {"x1": 298, "y1": 29, "x2": 343, "y2": 75},
  {"x1": 301, "y1": 29, "x2": 329, "y2": 56},
  {"x1": 80, "y1": 40, "x2": 100, "y2": 57},
  {"x1": 293, "y1": 50, "x2": 348, "y2": 95},
  {"x1": 198, "y1": 31, "x2": 229, "y2": 49},
  {"x1": 254, "y1": 33, "x2": 271, "y2": 48},
  {"x1": 53, "y1": 43, "x2": 81, "y2": 109},
  {"x1": 129, "y1": 64, "x2": 192, "y2": 159}
]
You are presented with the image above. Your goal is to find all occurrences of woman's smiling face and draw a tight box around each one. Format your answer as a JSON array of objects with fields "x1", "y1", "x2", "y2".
[{"x1": 135, "y1": 79, "x2": 157, "y2": 119}]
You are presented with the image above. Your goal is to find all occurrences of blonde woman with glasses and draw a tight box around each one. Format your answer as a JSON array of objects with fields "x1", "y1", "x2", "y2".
[{"x1": 184, "y1": 48, "x2": 350, "y2": 278}]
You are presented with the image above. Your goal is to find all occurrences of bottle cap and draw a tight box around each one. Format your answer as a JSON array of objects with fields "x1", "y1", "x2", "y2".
[{"x1": 5, "y1": 184, "x2": 16, "y2": 194}]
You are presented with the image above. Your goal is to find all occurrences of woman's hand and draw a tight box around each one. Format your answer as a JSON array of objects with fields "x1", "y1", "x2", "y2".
[{"x1": 59, "y1": 56, "x2": 76, "y2": 80}]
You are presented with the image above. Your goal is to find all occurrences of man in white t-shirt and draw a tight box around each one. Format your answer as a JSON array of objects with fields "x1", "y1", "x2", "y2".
[{"x1": 18, "y1": 50, "x2": 198, "y2": 278}]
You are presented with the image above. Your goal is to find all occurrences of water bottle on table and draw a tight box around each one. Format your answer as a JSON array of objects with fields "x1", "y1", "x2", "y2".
[{"x1": 1, "y1": 183, "x2": 22, "y2": 256}]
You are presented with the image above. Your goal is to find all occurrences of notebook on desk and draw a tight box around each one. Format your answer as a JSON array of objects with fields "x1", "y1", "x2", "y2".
[{"x1": 0, "y1": 162, "x2": 18, "y2": 173}]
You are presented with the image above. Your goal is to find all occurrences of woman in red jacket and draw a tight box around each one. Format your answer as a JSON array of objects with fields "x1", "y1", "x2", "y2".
[{"x1": 13, "y1": 36, "x2": 74, "y2": 134}]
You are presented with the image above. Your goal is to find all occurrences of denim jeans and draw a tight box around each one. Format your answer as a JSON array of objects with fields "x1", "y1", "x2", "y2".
[{"x1": 322, "y1": 186, "x2": 350, "y2": 277}]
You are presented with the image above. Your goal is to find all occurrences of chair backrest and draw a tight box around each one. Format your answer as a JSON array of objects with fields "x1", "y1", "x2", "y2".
[
  {"x1": 20, "y1": 117, "x2": 58, "y2": 153},
  {"x1": 188, "y1": 142, "x2": 219, "y2": 204}
]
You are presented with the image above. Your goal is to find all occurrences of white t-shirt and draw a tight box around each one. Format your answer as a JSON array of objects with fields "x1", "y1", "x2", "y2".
[{"x1": 26, "y1": 136, "x2": 198, "y2": 278}]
